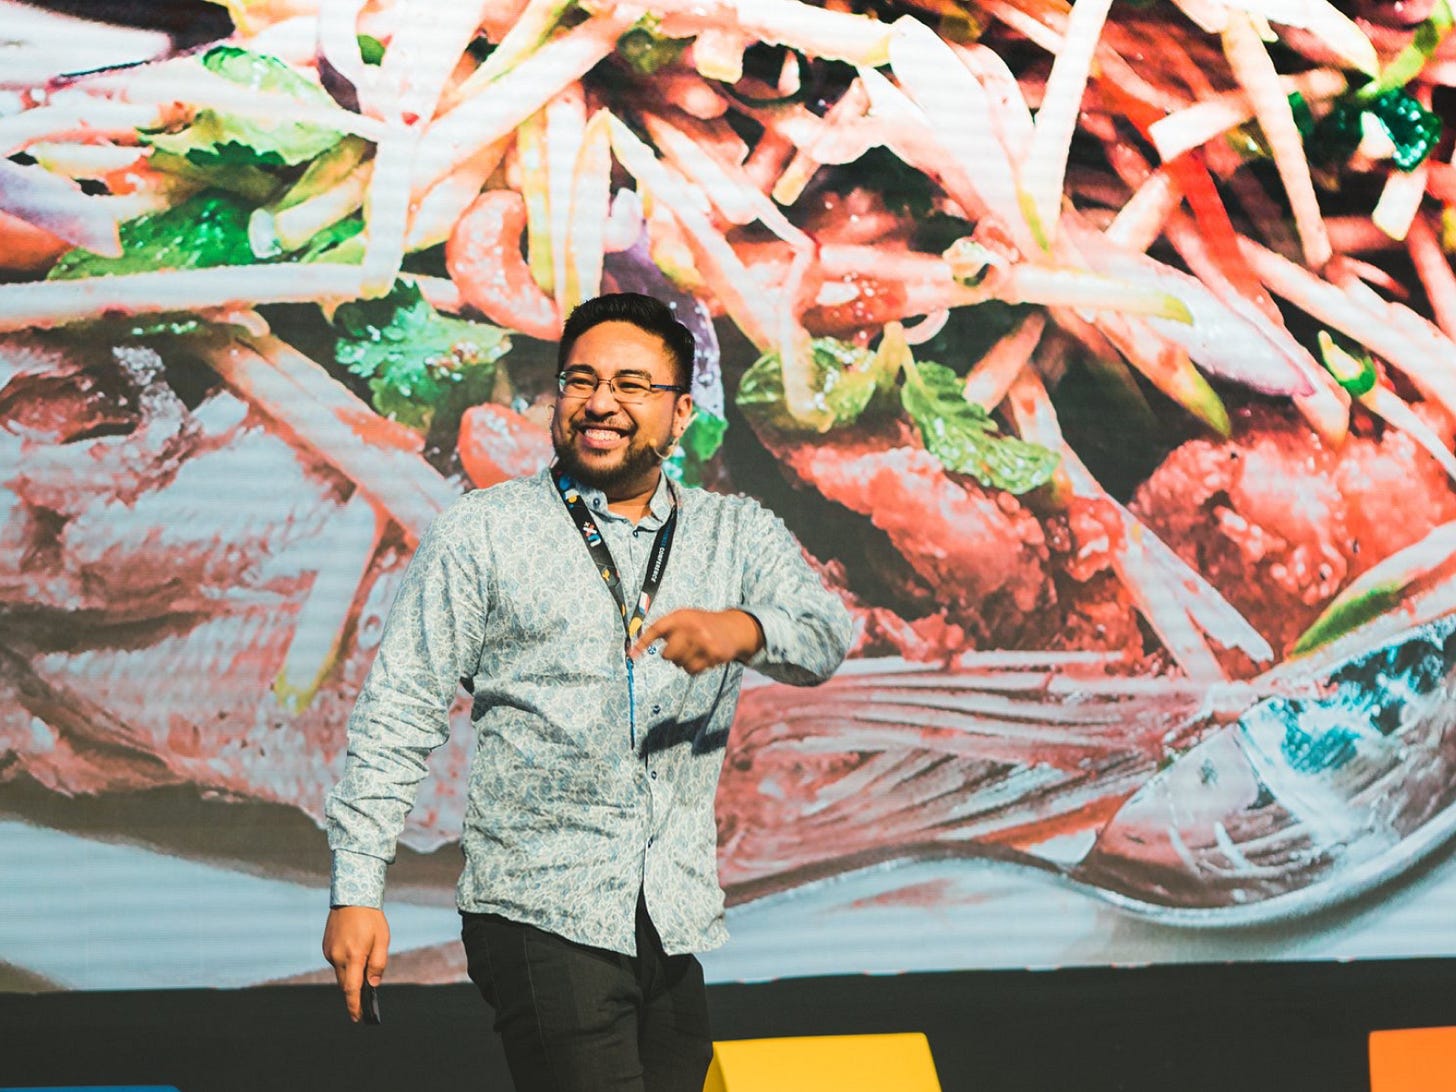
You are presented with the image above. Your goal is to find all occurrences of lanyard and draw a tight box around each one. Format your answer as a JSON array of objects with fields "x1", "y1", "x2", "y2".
[{"x1": 552, "y1": 467, "x2": 677, "y2": 651}]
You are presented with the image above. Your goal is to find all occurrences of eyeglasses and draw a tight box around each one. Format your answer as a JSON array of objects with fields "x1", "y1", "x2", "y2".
[{"x1": 557, "y1": 369, "x2": 688, "y2": 404}]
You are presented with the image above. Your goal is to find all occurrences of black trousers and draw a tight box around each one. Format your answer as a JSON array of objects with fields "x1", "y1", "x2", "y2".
[{"x1": 460, "y1": 892, "x2": 714, "y2": 1092}]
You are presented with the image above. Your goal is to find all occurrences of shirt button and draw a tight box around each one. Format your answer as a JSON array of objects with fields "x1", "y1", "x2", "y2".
[
  {"x1": 650, "y1": 770, "x2": 658, "y2": 780},
  {"x1": 647, "y1": 837, "x2": 655, "y2": 848},
  {"x1": 651, "y1": 705, "x2": 661, "y2": 715}
]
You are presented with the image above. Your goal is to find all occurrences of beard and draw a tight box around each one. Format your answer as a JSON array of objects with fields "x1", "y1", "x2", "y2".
[{"x1": 552, "y1": 424, "x2": 663, "y2": 495}]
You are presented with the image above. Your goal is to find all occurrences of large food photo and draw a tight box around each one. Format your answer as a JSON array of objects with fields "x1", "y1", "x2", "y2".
[{"x1": 3, "y1": 0, "x2": 1456, "y2": 990}]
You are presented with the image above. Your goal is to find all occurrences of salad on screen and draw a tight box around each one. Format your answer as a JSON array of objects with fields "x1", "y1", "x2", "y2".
[{"x1": 4, "y1": 0, "x2": 1456, "y2": 941}]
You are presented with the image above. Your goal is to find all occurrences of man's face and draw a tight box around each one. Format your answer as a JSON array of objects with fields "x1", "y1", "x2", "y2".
[{"x1": 550, "y1": 320, "x2": 694, "y2": 498}]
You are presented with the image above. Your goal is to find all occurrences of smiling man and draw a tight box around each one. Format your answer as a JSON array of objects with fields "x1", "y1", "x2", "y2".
[
  {"x1": 322, "y1": 293, "x2": 851, "y2": 1092},
  {"x1": 553, "y1": 315, "x2": 693, "y2": 508}
]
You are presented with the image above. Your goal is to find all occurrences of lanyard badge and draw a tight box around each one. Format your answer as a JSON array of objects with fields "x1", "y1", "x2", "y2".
[{"x1": 552, "y1": 468, "x2": 677, "y2": 649}]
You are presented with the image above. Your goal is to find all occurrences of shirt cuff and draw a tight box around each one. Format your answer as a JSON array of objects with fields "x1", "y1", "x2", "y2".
[
  {"x1": 330, "y1": 849, "x2": 388, "y2": 908},
  {"x1": 741, "y1": 604, "x2": 788, "y2": 669}
]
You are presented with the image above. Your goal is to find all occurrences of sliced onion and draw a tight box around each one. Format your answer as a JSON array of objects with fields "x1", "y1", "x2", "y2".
[{"x1": 0, "y1": 156, "x2": 121, "y2": 256}]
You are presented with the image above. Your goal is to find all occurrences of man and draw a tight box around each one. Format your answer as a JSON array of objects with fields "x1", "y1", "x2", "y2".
[{"x1": 322, "y1": 292, "x2": 851, "y2": 1091}]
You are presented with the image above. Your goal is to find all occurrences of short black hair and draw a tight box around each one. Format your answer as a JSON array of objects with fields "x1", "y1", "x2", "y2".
[{"x1": 557, "y1": 292, "x2": 695, "y2": 389}]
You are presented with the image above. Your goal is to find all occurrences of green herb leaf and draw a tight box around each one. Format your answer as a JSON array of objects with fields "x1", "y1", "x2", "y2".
[
  {"x1": 333, "y1": 281, "x2": 511, "y2": 430},
  {"x1": 1288, "y1": 92, "x2": 1315, "y2": 142},
  {"x1": 1317, "y1": 331, "x2": 1377, "y2": 397},
  {"x1": 144, "y1": 46, "x2": 345, "y2": 171},
  {"x1": 48, "y1": 190, "x2": 258, "y2": 280},
  {"x1": 900, "y1": 359, "x2": 1058, "y2": 494},
  {"x1": 664, "y1": 410, "x2": 728, "y2": 487},
  {"x1": 1368, "y1": 89, "x2": 1442, "y2": 170},
  {"x1": 617, "y1": 20, "x2": 690, "y2": 75},
  {"x1": 49, "y1": 189, "x2": 361, "y2": 280},
  {"x1": 357, "y1": 34, "x2": 386, "y2": 65},
  {"x1": 1306, "y1": 98, "x2": 1362, "y2": 168},
  {"x1": 736, "y1": 337, "x2": 898, "y2": 433},
  {"x1": 1294, "y1": 0, "x2": 1449, "y2": 178},
  {"x1": 1311, "y1": 86, "x2": 1443, "y2": 173},
  {"x1": 681, "y1": 409, "x2": 727, "y2": 463}
]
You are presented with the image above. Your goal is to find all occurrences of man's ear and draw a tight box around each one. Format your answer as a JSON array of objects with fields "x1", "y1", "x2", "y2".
[{"x1": 674, "y1": 396, "x2": 695, "y2": 437}]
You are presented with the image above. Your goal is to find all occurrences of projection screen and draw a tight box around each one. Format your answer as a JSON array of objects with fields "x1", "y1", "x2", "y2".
[{"x1": 3, "y1": 0, "x2": 1456, "y2": 991}]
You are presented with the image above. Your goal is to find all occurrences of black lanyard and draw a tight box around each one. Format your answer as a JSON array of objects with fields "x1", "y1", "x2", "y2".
[{"x1": 552, "y1": 467, "x2": 677, "y2": 651}]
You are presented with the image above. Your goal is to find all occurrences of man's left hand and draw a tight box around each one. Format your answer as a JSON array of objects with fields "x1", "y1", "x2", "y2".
[{"x1": 629, "y1": 609, "x2": 764, "y2": 674}]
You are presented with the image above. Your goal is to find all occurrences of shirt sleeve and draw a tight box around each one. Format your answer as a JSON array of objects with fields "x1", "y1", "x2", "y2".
[
  {"x1": 738, "y1": 500, "x2": 852, "y2": 687},
  {"x1": 325, "y1": 497, "x2": 489, "y2": 907}
]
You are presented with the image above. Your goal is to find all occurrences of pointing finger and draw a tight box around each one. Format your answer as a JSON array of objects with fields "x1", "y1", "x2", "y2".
[{"x1": 629, "y1": 615, "x2": 675, "y2": 659}]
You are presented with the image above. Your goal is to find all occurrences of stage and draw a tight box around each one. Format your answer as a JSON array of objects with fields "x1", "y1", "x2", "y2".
[{"x1": 3, "y1": 959, "x2": 1454, "y2": 1091}]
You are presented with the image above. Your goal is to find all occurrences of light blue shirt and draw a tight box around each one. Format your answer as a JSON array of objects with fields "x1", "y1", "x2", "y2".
[{"x1": 326, "y1": 468, "x2": 851, "y2": 955}]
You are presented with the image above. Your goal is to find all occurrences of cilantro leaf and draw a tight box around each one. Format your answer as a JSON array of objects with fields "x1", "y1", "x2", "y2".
[
  {"x1": 1302, "y1": 0, "x2": 1448, "y2": 177},
  {"x1": 333, "y1": 281, "x2": 511, "y2": 431},
  {"x1": 900, "y1": 359, "x2": 1058, "y2": 494},
  {"x1": 736, "y1": 337, "x2": 899, "y2": 433},
  {"x1": 1313, "y1": 87, "x2": 1442, "y2": 172},
  {"x1": 1368, "y1": 89, "x2": 1443, "y2": 170},
  {"x1": 144, "y1": 47, "x2": 345, "y2": 171},
  {"x1": 735, "y1": 329, "x2": 1057, "y2": 494},
  {"x1": 48, "y1": 191, "x2": 258, "y2": 280}
]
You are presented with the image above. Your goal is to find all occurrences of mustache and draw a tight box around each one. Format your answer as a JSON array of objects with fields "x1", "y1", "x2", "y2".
[{"x1": 571, "y1": 415, "x2": 634, "y2": 434}]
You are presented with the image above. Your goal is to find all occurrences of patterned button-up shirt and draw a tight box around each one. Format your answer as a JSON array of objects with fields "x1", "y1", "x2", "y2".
[{"x1": 326, "y1": 467, "x2": 851, "y2": 956}]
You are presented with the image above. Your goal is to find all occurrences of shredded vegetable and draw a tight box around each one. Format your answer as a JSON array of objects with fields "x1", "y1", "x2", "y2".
[
  {"x1": 5, "y1": 0, "x2": 1456, "y2": 685},
  {"x1": 145, "y1": 46, "x2": 345, "y2": 169}
]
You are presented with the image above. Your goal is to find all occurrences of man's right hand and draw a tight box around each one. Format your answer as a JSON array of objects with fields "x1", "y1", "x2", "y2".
[{"x1": 323, "y1": 906, "x2": 390, "y2": 1022}]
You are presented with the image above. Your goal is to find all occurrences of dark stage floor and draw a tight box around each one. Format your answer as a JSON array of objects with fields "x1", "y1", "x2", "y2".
[{"x1": 2, "y1": 959, "x2": 1454, "y2": 1091}]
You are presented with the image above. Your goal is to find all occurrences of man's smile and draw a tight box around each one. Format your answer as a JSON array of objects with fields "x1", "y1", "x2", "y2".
[{"x1": 574, "y1": 422, "x2": 633, "y2": 451}]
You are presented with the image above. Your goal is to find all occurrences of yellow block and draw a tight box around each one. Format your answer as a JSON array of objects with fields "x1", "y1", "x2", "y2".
[
  {"x1": 703, "y1": 1032, "x2": 942, "y2": 1092},
  {"x1": 1370, "y1": 1026, "x2": 1456, "y2": 1092}
]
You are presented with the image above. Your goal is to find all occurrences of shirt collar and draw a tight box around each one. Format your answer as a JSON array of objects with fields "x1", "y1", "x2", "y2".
[{"x1": 553, "y1": 467, "x2": 675, "y2": 527}]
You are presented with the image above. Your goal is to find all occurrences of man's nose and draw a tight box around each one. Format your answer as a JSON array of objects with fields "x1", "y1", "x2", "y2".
[{"x1": 584, "y1": 378, "x2": 622, "y2": 413}]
